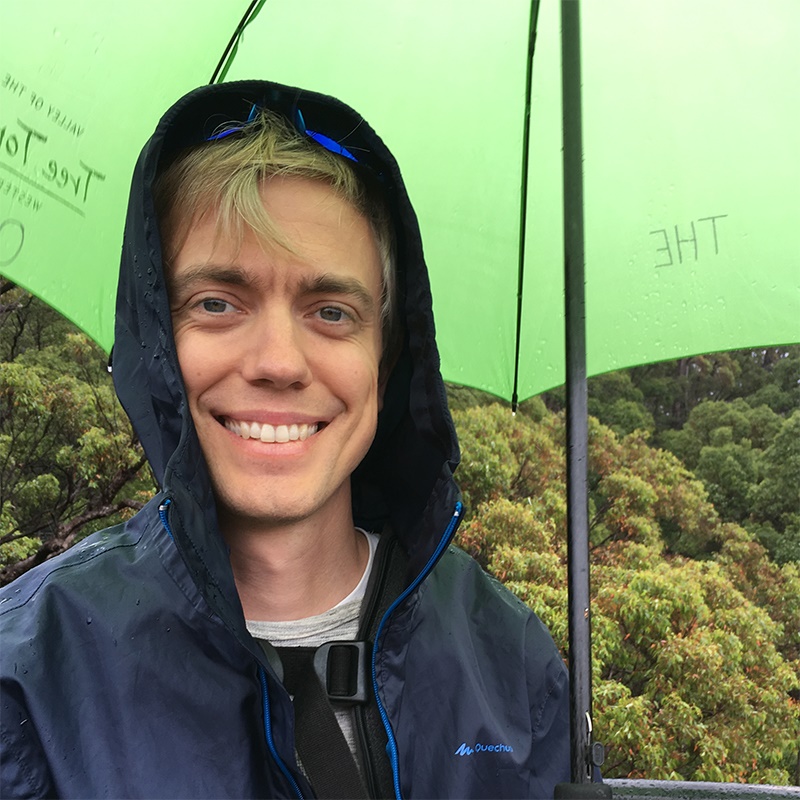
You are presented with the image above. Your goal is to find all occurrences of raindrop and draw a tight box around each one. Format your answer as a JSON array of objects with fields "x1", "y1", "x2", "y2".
[
  {"x1": 135, "y1": 598, "x2": 141, "y2": 606},
  {"x1": 86, "y1": 616, "x2": 93, "y2": 625}
]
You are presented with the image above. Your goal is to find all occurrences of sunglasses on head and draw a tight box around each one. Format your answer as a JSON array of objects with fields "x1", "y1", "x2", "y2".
[{"x1": 206, "y1": 101, "x2": 364, "y2": 167}]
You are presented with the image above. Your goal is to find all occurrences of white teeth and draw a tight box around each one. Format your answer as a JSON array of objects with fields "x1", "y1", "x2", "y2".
[
  {"x1": 225, "y1": 418, "x2": 319, "y2": 443},
  {"x1": 260, "y1": 424, "x2": 275, "y2": 443}
]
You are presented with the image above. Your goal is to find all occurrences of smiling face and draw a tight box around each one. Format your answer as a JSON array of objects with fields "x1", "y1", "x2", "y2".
[{"x1": 168, "y1": 176, "x2": 384, "y2": 536}]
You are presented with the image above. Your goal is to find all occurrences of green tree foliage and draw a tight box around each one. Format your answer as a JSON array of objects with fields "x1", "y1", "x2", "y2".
[
  {"x1": 657, "y1": 401, "x2": 799, "y2": 563},
  {"x1": 551, "y1": 347, "x2": 800, "y2": 564},
  {"x1": 562, "y1": 348, "x2": 800, "y2": 436},
  {"x1": 453, "y1": 402, "x2": 800, "y2": 785},
  {"x1": 586, "y1": 372, "x2": 655, "y2": 438},
  {"x1": 747, "y1": 412, "x2": 800, "y2": 563},
  {"x1": 0, "y1": 285, "x2": 154, "y2": 584},
  {"x1": 624, "y1": 349, "x2": 800, "y2": 430}
]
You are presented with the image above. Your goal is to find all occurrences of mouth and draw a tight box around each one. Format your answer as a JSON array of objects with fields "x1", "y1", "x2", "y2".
[{"x1": 222, "y1": 418, "x2": 322, "y2": 443}]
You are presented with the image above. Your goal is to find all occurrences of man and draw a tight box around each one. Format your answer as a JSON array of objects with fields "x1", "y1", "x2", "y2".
[{"x1": 0, "y1": 81, "x2": 569, "y2": 798}]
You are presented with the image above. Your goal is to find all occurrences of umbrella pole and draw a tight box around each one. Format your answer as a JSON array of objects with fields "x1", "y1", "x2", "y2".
[{"x1": 557, "y1": 2, "x2": 609, "y2": 796}]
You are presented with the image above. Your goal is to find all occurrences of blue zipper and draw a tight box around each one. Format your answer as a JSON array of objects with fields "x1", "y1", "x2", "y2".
[
  {"x1": 371, "y1": 502, "x2": 463, "y2": 800},
  {"x1": 259, "y1": 667, "x2": 305, "y2": 799},
  {"x1": 158, "y1": 497, "x2": 304, "y2": 798},
  {"x1": 157, "y1": 498, "x2": 174, "y2": 541}
]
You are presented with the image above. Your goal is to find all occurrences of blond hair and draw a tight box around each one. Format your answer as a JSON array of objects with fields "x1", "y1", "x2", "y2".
[{"x1": 154, "y1": 109, "x2": 397, "y2": 360}]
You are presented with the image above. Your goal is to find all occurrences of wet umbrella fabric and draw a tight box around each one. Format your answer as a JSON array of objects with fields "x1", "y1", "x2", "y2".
[{"x1": 3, "y1": 0, "x2": 797, "y2": 396}]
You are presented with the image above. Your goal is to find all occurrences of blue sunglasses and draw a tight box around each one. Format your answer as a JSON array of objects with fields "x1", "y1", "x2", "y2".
[{"x1": 206, "y1": 103, "x2": 360, "y2": 164}]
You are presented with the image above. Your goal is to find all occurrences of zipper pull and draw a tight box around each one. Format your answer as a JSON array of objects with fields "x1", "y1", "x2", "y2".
[{"x1": 158, "y1": 498, "x2": 174, "y2": 541}]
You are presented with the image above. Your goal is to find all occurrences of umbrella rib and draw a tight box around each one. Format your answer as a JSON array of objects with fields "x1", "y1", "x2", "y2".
[
  {"x1": 210, "y1": 0, "x2": 270, "y2": 84},
  {"x1": 511, "y1": 0, "x2": 543, "y2": 411}
]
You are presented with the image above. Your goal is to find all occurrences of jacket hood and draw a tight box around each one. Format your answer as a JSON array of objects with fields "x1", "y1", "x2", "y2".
[{"x1": 113, "y1": 80, "x2": 461, "y2": 607}]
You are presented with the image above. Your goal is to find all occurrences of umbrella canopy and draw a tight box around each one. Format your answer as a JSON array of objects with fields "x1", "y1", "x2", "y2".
[
  {"x1": 1, "y1": 0, "x2": 251, "y2": 341},
  {"x1": 3, "y1": 0, "x2": 797, "y2": 401}
]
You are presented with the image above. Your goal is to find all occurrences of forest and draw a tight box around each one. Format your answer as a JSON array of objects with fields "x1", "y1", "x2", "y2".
[{"x1": 1, "y1": 283, "x2": 798, "y2": 785}]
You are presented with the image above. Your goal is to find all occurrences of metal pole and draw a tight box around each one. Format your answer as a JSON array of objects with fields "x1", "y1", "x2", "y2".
[{"x1": 561, "y1": 0, "x2": 593, "y2": 785}]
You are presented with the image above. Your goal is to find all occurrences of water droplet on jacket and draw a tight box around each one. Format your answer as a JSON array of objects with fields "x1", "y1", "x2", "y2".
[
  {"x1": 136, "y1": 598, "x2": 141, "y2": 606},
  {"x1": 86, "y1": 616, "x2": 93, "y2": 625}
]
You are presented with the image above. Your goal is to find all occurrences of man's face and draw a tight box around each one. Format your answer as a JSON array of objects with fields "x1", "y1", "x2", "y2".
[{"x1": 169, "y1": 176, "x2": 384, "y2": 533}]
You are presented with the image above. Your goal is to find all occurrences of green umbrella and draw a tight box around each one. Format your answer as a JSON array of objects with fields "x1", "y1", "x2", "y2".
[
  {"x1": 224, "y1": 0, "x2": 800, "y2": 404},
  {"x1": 3, "y1": 0, "x2": 797, "y2": 392}
]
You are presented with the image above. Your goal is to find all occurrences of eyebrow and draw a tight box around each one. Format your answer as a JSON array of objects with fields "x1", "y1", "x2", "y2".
[
  {"x1": 299, "y1": 274, "x2": 376, "y2": 314},
  {"x1": 168, "y1": 266, "x2": 376, "y2": 313},
  {"x1": 167, "y1": 265, "x2": 249, "y2": 295}
]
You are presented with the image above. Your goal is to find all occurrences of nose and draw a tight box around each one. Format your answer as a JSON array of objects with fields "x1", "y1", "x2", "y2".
[{"x1": 239, "y1": 308, "x2": 313, "y2": 389}]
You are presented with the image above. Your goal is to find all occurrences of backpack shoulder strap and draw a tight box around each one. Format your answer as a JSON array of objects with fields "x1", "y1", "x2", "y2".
[{"x1": 277, "y1": 645, "x2": 369, "y2": 800}]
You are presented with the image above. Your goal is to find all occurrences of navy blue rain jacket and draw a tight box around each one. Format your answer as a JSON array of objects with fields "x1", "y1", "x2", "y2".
[{"x1": 0, "y1": 81, "x2": 570, "y2": 799}]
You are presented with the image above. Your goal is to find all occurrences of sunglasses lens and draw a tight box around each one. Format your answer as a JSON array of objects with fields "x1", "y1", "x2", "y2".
[
  {"x1": 202, "y1": 100, "x2": 379, "y2": 179},
  {"x1": 305, "y1": 130, "x2": 358, "y2": 162}
]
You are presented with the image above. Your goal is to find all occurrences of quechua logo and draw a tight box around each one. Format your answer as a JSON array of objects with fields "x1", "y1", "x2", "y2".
[{"x1": 454, "y1": 742, "x2": 513, "y2": 757}]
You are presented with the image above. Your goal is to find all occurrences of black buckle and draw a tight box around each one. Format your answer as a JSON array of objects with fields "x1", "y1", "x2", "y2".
[{"x1": 313, "y1": 641, "x2": 370, "y2": 704}]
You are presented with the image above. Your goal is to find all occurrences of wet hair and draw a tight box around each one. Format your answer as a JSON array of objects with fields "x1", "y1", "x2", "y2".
[{"x1": 153, "y1": 109, "x2": 397, "y2": 365}]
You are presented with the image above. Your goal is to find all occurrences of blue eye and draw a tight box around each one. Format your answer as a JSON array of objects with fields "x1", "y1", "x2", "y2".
[
  {"x1": 200, "y1": 298, "x2": 232, "y2": 314},
  {"x1": 319, "y1": 306, "x2": 347, "y2": 322}
]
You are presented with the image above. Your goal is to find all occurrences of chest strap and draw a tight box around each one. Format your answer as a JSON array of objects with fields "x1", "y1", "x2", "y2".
[{"x1": 276, "y1": 643, "x2": 370, "y2": 799}]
